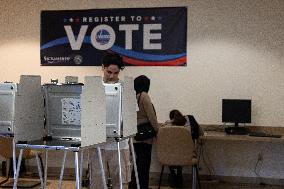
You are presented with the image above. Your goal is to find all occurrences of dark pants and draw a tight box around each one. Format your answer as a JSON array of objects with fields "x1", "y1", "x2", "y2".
[
  {"x1": 129, "y1": 143, "x2": 152, "y2": 189},
  {"x1": 168, "y1": 166, "x2": 183, "y2": 187}
]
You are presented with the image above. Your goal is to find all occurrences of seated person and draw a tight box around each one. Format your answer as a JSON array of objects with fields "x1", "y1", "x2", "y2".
[{"x1": 162, "y1": 109, "x2": 203, "y2": 188}]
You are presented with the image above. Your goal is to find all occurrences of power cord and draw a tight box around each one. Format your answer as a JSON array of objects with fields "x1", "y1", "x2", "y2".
[
  {"x1": 198, "y1": 138, "x2": 215, "y2": 177},
  {"x1": 253, "y1": 143, "x2": 269, "y2": 186}
]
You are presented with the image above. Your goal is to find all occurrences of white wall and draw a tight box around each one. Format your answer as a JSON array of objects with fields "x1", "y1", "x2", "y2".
[{"x1": 0, "y1": 0, "x2": 284, "y2": 180}]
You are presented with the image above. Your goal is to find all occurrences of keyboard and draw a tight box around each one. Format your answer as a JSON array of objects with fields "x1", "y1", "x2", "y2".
[
  {"x1": 225, "y1": 127, "x2": 248, "y2": 135},
  {"x1": 248, "y1": 131, "x2": 282, "y2": 138}
]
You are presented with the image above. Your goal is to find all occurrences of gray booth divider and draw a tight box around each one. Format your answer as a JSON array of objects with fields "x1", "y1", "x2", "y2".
[
  {"x1": 122, "y1": 76, "x2": 138, "y2": 138},
  {"x1": 14, "y1": 75, "x2": 44, "y2": 142},
  {"x1": 0, "y1": 82, "x2": 17, "y2": 134},
  {"x1": 81, "y1": 76, "x2": 106, "y2": 147}
]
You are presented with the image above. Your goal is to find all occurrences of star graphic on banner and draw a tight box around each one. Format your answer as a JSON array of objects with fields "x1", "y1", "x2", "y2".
[
  {"x1": 63, "y1": 18, "x2": 68, "y2": 22},
  {"x1": 151, "y1": 16, "x2": 156, "y2": 21},
  {"x1": 158, "y1": 16, "x2": 162, "y2": 20},
  {"x1": 69, "y1": 18, "x2": 74, "y2": 22}
]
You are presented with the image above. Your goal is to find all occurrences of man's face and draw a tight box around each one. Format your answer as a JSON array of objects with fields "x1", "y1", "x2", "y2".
[{"x1": 102, "y1": 64, "x2": 120, "y2": 83}]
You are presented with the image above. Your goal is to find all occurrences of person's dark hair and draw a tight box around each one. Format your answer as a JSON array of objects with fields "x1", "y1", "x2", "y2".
[
  {"x1": 134, "y1": 75, "x2": 150, "y2": 94},
  {"x1": 169, "y1": 109, "x2": 187, "y2": 126},
  {"x1": 102, "y1": 53, "x2": 125, "y2": 70}
]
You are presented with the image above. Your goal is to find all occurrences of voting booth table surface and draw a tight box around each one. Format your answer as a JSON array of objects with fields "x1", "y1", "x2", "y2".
[{"x1": 3, "y1": 76, "x2": 138, "y2": 189}]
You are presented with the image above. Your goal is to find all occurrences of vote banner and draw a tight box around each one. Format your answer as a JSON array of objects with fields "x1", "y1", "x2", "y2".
[{"x1": 40, "y1": 7, "x2": 187, "y2": 66}]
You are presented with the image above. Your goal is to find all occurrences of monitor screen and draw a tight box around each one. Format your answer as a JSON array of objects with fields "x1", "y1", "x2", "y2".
[{"x1": 222, "y1": 99, "x2": 251, "y2": 125}]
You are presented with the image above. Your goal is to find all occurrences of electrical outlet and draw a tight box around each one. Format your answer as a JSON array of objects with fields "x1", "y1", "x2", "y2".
[{"x1": 258, "y1": 153, "x2": 263, "y2": 161}]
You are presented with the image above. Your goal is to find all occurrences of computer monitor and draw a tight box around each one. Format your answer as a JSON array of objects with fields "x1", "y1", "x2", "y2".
[{"x1": 222, "y1": 99, "x2": 251, "y2": 127}]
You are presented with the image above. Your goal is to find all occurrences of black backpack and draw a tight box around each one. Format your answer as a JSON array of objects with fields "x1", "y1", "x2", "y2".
[{"x1": 187, "y1": 115, "x2": 200, "y2": 140}]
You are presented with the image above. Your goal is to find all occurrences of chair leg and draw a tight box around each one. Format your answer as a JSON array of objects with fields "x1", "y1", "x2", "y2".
[
  {"x1": 0, "y1": 157, "x2": 43, "y2": 188},
  {"x1": 158, "y1": 165, "x2": 164, "y2": 189},
  {"x1": 0, "y1": 160, "x2": 11, "y2": 186},
  {"x1": 196, "y1": 165, "x2": 201, "y2": 189},
  {"x1": 0, "y1": 176, "x2": 10, "y2": 186},
  {"x1": 192, "y1": 165, "x2": 197, "y2": 189},
  {"x1": 0, "y1": 160, "x2": 11, "y2": 188},
  {"x1": 38, "y1": 155, "x2": 45, "y2": 180}
]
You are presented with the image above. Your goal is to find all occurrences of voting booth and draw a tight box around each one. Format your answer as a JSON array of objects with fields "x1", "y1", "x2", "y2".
[
  {"x1": 14, "y1": 75, "x2": 44, "y2": 142},
  {"x1": 40, "y1": 76, "x2": 137, "y2": 146},
  {"x1": 0, "y1": 75, "x2": 44, "y2": 142},
  {"x1": 81, "y1": 76, "x2": 137, "y2": 147},
  {"x1": 0, "y1": 82, "x2": 17, "y2": 134},
  {"x1": 0, "y1": 76, "x2": 44, "y2": 189}
]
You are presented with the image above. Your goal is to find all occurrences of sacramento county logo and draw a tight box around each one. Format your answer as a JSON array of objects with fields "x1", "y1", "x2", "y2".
[{"x1": 74, "y1": 55, "x2": 83, "y2": 65}]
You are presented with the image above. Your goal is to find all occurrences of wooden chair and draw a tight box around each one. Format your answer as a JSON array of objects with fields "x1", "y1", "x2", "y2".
[
  {"x1": 156, "y1": 126, "x2": 200, "y2": 189},
  {"x1": 0, "y1": 137, "x2": 43, "y2": 188}
]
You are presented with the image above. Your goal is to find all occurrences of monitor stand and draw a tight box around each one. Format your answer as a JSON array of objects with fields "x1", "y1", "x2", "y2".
[{"x1": 225, "y1": 123, "x2": 248, "y2": 135}]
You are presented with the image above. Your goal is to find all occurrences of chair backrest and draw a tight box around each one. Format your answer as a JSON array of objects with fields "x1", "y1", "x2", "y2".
[
  {"x1": 0, "y1": 137, "x2": 34, "y2": 159},
  {"x1": 156, "y1": 126, "x2": 197, "y2": 166}
]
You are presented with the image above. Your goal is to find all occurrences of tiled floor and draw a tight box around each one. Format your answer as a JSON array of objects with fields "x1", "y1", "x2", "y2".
[{"x1": 1, "y1": 176, "x2": 283, "y2": 189}]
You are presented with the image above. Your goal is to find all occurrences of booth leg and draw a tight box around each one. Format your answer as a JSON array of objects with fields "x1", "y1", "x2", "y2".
[
  {"x1": 12, "y1": 149, "x2": 23, "y2": 189},
  {"x1": 74, "y1": 151, "x2": 80, "y2": 189},
  {"x1": 35, "y1": 152, "x2": 44, "y2": 188},
  {"x1": 97, "y1": 147, "x2": 107, "y2": 189},
  {"x1": 79, "y1": 149, "x2": 84, "y2": 188},
  {"x1": 12, "y1": 140, "x2": 17, "y2": 182},
  {"x1": 130, "y1": 138, "x2": 140, "y2": 189},
  {"x1": 58, "y1": 150, "x2": 67, "y2": 189},
  {"x1": 117, "y1": 140, "x2": 123, "y2": 189},
  {"x1": 43, "y1": 150, "x2": 48, "y2": 189}
]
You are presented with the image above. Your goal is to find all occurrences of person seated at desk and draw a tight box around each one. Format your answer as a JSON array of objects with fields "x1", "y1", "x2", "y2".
[{"x1": 162, "y1": 109, "x2": 203, "y2": 188}]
